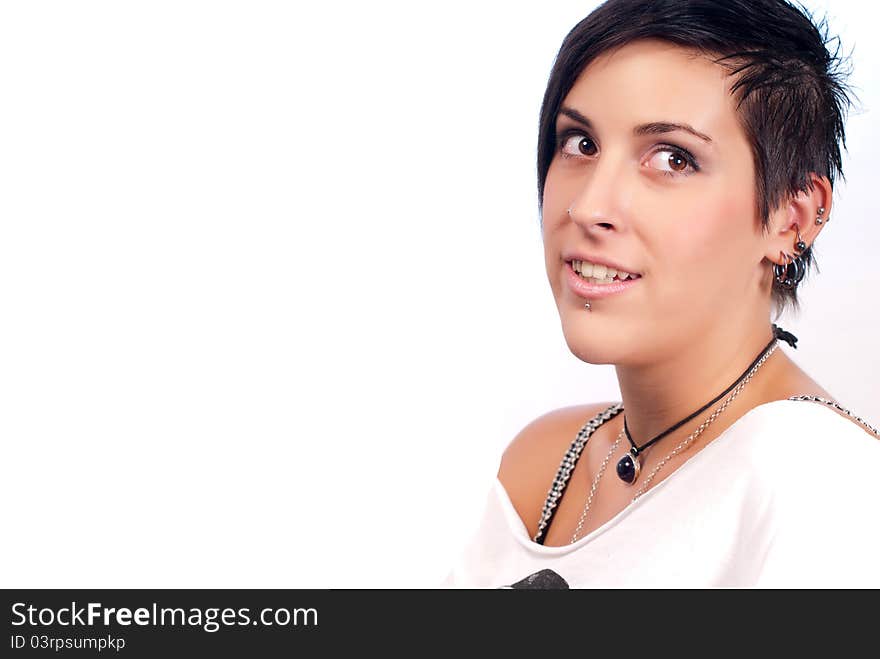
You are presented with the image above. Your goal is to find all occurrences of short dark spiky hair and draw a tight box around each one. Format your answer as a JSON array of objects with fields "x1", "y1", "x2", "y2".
[{"x1": 536, "y1": 0, "x2": 858, "y2": 318}]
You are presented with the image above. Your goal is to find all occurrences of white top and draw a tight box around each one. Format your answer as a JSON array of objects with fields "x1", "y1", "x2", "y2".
[{"x1": 441, "y1": 399, "x2": 880, "y2": 588}]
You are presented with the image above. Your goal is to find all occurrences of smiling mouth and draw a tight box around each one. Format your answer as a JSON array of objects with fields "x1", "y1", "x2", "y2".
[{"x1": 568, "y1": 260, "x2": 643, "y2": 285}]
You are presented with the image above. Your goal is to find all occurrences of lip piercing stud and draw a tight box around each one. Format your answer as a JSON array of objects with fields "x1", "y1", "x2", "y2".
[{"x1": 584, "y1": 302, "x2": 591, "y2": 311}]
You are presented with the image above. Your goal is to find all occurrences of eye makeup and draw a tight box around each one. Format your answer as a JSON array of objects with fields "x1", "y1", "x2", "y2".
[{"x1": 554, "y1": 126, "x2": 702, "y2": 176}]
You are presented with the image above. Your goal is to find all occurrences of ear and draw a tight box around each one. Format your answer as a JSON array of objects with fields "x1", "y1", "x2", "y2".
[{"x1": 764, "y1": 174, "x2": 832, "y2": 266}]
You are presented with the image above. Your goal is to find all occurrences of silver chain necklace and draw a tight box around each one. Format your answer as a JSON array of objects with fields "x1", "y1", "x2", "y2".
[
  {"x1": 568, "y1": 387, "x2": 879, "y2": 544},
  {"x1": 569, "y1": 341, "x2": 778, "y2": 544}
]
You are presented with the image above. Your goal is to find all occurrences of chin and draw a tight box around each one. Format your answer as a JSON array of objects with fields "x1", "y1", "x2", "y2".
[{"x1": 559, "y1": 317, "x2": 620, "y2": 365}]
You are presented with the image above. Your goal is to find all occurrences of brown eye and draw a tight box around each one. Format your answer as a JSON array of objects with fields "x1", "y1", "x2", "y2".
[
  {"x1": 576, "y1": 136, "x2": 597, "y2": 156},
  {"x1": 559, "y1": 133, "x2": 597, "y2": 157},
  {"x1": 668, "y1": 153, "x2": 687, "y2": 171},
  {"x1": 646, "y1": 148, "x2": 699, "y2": 177}
]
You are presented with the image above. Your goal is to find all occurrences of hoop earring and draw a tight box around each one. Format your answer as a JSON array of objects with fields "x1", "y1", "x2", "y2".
[{"x1": 774, "y1": 250, "x2": 806, "y2": 289}]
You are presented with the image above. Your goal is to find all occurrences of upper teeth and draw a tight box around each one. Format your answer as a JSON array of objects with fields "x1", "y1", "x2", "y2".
[{"x1": 572, "y1": 260, "x2": 639, "y2": 280}]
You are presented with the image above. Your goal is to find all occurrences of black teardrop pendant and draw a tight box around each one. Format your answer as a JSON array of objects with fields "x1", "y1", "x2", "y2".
[{"x1": 616, "y1": 449, "x2": 641, "y2": 484}]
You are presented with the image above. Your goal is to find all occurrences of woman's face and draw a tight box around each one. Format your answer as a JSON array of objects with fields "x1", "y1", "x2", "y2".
[{"x1": 542, "y1": 39, "x2": 772, "y2": 366}]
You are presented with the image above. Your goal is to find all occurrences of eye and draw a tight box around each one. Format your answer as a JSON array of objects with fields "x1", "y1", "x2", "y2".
[
  {"x1": 646, "y1": 146, "x2": 700, "y2": 177},
  {"x1": 557, "y1": 130, "x2": 597, "y2": 158}
]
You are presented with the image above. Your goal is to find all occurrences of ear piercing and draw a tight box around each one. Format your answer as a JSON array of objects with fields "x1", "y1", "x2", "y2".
[
  {"x1": 816, "y1": 206, "x2": 826, "y2": 225},
  {"x1": 774, "y1": 223, "x2": 809, "y2": 290},
  {"x1": 794, "y1": 225, "x2": 806, "y2": 252}
]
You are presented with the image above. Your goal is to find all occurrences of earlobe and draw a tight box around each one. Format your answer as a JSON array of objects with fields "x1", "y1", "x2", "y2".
[{"x1": 773, "y1": 247, "x2": 807, "y2": 289}]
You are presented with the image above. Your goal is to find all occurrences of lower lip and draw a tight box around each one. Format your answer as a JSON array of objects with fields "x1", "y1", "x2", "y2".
[{"x1": 565, "y1": 261, "x2": 642, "y2": 299}]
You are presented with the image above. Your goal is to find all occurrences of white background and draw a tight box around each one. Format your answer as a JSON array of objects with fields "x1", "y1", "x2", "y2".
[{"x1": 0, "y1": 1, "x2": 876, "y2": 588}]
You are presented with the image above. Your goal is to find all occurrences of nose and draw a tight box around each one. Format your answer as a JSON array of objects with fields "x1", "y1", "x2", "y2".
[{"x1": 566, "y1": 151, "x2": 627, "y2": 233}]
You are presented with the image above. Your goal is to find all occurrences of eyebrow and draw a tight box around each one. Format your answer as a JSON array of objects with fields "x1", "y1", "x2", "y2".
[{"x1": 558, "y1": 106, "x2": 713, "y2": 144}]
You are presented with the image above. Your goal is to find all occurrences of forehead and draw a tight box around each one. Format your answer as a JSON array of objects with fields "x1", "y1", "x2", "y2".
[{"x1": 562, "y1": 39, "x2": 742, "y2": 142}]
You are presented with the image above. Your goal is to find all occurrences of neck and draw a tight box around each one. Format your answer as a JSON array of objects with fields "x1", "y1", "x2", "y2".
[{"x1": 614, "y1": 319, "x2": 780, "y2": 447}]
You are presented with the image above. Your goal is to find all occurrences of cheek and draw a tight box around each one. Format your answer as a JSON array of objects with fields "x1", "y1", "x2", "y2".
[
  {"x1": 541, "y1": 165, "x2": 565, "y2": 226},
  {"x1": 653, "y1": 192, "x2": 755, "y2": 295}
]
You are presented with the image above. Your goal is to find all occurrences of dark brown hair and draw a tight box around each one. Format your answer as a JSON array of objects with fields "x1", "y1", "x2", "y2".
[{"x1": 536, "y1": 0, "x2": 858, "y2": 317}]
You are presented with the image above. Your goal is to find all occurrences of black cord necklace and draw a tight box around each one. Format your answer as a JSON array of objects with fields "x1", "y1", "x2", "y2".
[{"x1": 615, "y1": 324, "x2": 798, "y2": 484}]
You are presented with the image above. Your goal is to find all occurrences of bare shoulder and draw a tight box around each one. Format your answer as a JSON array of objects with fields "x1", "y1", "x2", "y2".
[{"x1": 497, "y1": 402, "x2": 616, "y2": 536}]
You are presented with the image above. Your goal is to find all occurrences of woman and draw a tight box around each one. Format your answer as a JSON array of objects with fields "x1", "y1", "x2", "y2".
[{"x1": 443, "y1": 0, "x2": 880, "y2": 588}]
